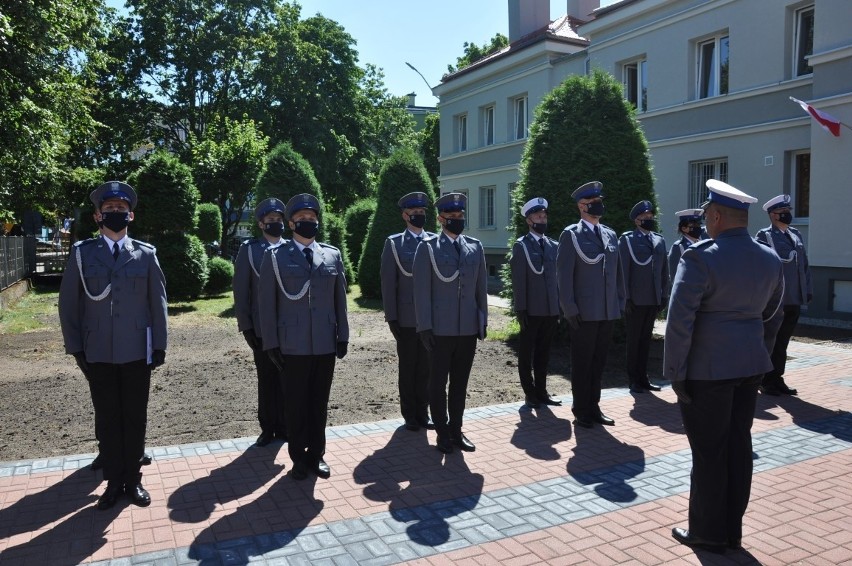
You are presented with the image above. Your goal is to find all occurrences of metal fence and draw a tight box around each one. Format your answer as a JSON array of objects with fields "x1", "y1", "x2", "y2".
[{"x1": 0, "y1": 236, "x2": 37, "y2": 291}]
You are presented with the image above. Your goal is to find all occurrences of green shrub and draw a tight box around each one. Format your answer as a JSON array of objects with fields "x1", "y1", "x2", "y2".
[
  {"x1": 196, "y1": 202, "x2": 223, "y2": 244},
  {"x1": 128, "y1": 151, "x2": 200, "y2": 240},
  {"x1": 156, "y1": 233, "x2": 208, "y2": 300},
  {"x1": 323, "y1": 211, "x2": 354, "y2": 288},
  {"x1": 343, "y1": 198, "x2": 376, "y2": 281},
  {"x1": 205, "y1": 256, "x2": 234, "y2": 295}
]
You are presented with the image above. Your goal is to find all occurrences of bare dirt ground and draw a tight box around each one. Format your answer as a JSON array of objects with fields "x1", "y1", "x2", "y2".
[{"x1": 2, "y1": 283, "x2": 850, "y2": 463}]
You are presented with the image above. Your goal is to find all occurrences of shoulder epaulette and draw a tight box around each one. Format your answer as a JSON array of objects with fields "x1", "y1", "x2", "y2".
[
  {"x1": 73, "y1": 238, "x2": 97, "y2": 248},
  {"x1": 515, "y1": 236, "x2": 525, "y2": 243},
  {"x1": 317, "y1": 242, "x2": 340, "y2": 252},
  {"x1": 463, "y1": 235, "x2": 481, "y2": 244},
  {"x1": 133, "y1": 239, "x2": 155, "y2": 250},
  {"x1": 422, "y1": 234, "x2": 438, "y2": 242},
  {"x1": 621, "y1": 231, "x2": 632, "y2": 237},
  {"x1": 693, "y1": 239, "x2": 715, "y2": 249},
  {"x1": 387, "y1": 232, "x2": 404, "y2": 240},
  {"x1": 242, "y1": 237, "x2": 258, "y2": 246}
]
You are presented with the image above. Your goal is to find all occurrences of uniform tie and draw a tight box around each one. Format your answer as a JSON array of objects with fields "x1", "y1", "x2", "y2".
[
  {"x1": 453, "y1": 240, "x2": 461, "y2": 255},
  {"x1": 594, "y1": 224, "x2": 603, "y2": 242},
  {"x1": 539, "y1": 237, "x2": 545, "y2": 252},
  {"x1": 112, "y1": 243, "x2": 120, "y2": 261},
  {"x1": 784, "y1": 231, "x2": 795, "y2": 246},
  {"x1": 303, "y1": 247, "x2": 313, "y2": 268}
]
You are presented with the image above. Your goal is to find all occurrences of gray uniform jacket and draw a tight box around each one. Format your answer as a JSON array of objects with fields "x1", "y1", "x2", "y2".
[
  {"x1": 412, "y1": 232, "x2": 488, "y2": 336},
  {"x1": 380, "y1": 230, "x2": 436, "y2": 328},
  {"x1": 58, "y1": 236, "x2": 168, "y2": 364},
  {"x1": 556, "y1": 222, "x2": 625, "y2": 321},
  {"x1": 233, "y1": 238, "x2": 287, "y2": 336},
  {"x1": 667, "y1": 235, "x2": 693, "y2": 289},
  {"x1": 509, "y1": 233, "x2": 558, "y2": 317},
  {"x1": 664, "y1": 227, "x2": 784, "y2": 383},
  {"x1": 258, "y1": 241, "x2": 349, "y2": 356},
  {"x1": 755, "y1": 226, "x2": 812, "y2": 306},
  {"x1": 618, "y1": 229, "x2": 669, "y2": 306}
]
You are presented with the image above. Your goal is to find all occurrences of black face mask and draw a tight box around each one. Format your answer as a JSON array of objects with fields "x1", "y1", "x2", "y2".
[
  {"x1": 585, "y1": 201, "x2": 605, "y2": 217},
  {"x1": 100, "y1": 211, "x2": 130, "y2": 233},
  {"x1": 639, "y1": 219, "x2": 655, "y2": 232},
  {"x1": 531, "y1": 222, "x2": 548, "y2": 235},
  {"x1": 263, "y1": 222, "x2": 284, "y2": 238},
  {"x1": 443, "y1": 217, "x2": 465, "y2": 235},
  {"x1": 293, "y1": 220, "x2": 319, "y2": 239},
  {"x1": 776, "y1": 212, "x2": 793, "y2": 225},
  {"x1": 407, "y1": 214, "x2": 426, "y2": 229},
  {"x1": 687, "y1": 226, "x2": 703, "y2": 239}
]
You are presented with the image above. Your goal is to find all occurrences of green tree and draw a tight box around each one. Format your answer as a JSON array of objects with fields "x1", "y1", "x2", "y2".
[
  {"x1": 343, "y1": 198, "x2": 376, "y2": 281},
  {"x1": 420, "y1": 113, "x2": 440, "y2": 187},
  {"x1": 196, "y1": 202, "x2": 223, "y2": 250},
  {"x1": 358, "y1": 149, "x2": 436, "y2": 298},
  {"x1": 446, "y1": 33, "x2": 509, "y2": 73}
]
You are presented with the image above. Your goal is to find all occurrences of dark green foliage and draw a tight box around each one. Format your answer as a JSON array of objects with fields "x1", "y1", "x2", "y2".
[
  {"x1": 343, "y1": 198, "x2": 376, "y2": 281},
  {"x1": 128, "y1": 151, "x2": 200, "y2": 241},
  {"x1": 323, "y1": 212, "x2": 354, "y2": 288},
  {"x1": 205, "y1": 256, "x2": 234, "y2": 295},
  {"x1": 420, "y1": 113, "x2": 440, "y2": 187},
  {"x1": 196, "y1": 202, "x2": 223, "y2": 244},
  {"x1": 358, "y1": 149, "x2": 436, "y2": 298},
  {"x1": 447, "y1": 34, "x2": 509, "y2": 73},
  {"x1": 252, "y1": 142, "x2": 326, "y2": 241},
  {"x1": 156, "y1": 233, "x2": 209, "y2": 300}
]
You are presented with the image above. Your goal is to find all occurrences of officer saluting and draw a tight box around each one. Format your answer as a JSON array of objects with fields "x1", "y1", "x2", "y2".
[
  {"x1": 510, "y1": 197, "x2": 561, "y2": 408},
  {"x1": 258, "y1": 193, "x2": 348, "y2": 480},
  {"x1": 667, "y1": 209, "x2": 705, "y2": 285},
  {"x1": 380, "y1": 191, "x2": 436, "y2": 431},
  {"x1": 556, "y1": 181, "x2": 625, "y2": 428},
  {"x1": 755, "y1": 194, "x2": 812, "y2": 396},
  {"x1": 58, "y1": 181, "x2": 168, "y2": 510},
  {"x1": 618, "y1": 201, "x2": 668, "y2": 393},
  {"x1": 666, "y1": 180, "x2": 783, "y2": 552},
  {"x1": 233, "y1": 197, "x2": 289, "y2": 446},
  {"x1": 413, "y1": 192, "x2": 487, "y2": 454}
]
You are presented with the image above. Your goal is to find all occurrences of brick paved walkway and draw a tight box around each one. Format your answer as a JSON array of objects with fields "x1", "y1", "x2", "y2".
[{"x1": 1, "y1": 339, "x2": 850, "y2": 565}]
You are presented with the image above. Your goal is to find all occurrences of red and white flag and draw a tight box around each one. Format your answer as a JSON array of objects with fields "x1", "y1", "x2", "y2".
[{"x1": 790, "y1": 96, "x2": 842, "y2": 137}]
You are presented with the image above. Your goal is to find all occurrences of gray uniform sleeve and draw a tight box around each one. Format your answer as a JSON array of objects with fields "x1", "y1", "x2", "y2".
[
  {"x1": 232, "y1": 243, "x2": 253, "y2": 332},
  {"x1": 509, "y1": 241, "x2": 526, "y2": 312},
  {"x1": 556, "y1": 230, "x2": 578, "y2": 319},
  {"x1": 664, "y1": 247, "x2": 708, "y2": 382},
  {"x1": 380, "y1": 238, "x2": 397, "y2": 322}
]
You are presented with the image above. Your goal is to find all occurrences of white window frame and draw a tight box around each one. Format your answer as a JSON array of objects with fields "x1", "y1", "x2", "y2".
[
  {"x1": 697, "y1": 34, "x2": 729, "y2": 99},
  {"x1": 623, "y1": 59, "x2": 647, "y2": 112},
  {"x1": 483, "y1": 105, "x2": 495, "y2": 146},
  {"x1": 479, "y1": 186, "x2": 496, "y2": 229},
  {"x1": 513, "y1": 96, "x2": 528, "y2": 140},
  {"x1": 794, "y1": 5, "x2": 815, "y2": 77},
  {"x1": 456, "y1": 113, "x2": 467, "y2": 152},
  {"x1": 688, "y1": 158, "x2": 728, "y2": 208}
]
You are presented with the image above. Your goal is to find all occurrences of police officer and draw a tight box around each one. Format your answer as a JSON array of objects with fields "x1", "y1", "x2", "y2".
[
  {"x1": 556, "y1": 181, "x2": 625, "y2": 428},
  {"x1": 666, "y1": 180, "x2": 783, "y2": 552},
  {"x1": 233, "y1": 198, "x2": 289, "y2": 446},
  {"x1": 667, "y1": 209, "x2": 706, "y2": 285},
  {"x1": 58, "y1": 181, "x2": 168, "y2": 510},
  {"x1": 413, "y1": 193, "x2": 487, "y2": 453},
  {"x1": 755, "y1": 194, "x2": 812, "y2": 396},
  {"x1": 619, "y1": 201, "x2": 668, "y2": 393},
  {"x1": 258, "y1": 193, "x2": 349, "y2": 480},
  {"x1": 381, "y1": 191, "x2": 436, "y2": 431},
  {"x1": 510, "y1": 197, "x2": 561, "y2": 408}
]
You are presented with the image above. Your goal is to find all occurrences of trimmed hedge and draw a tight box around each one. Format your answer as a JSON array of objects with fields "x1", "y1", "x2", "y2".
[
  {"x1": 205, "y1": 256, "x2": 234, "y2": 295},
  {"x1": 343, "y1": 198, "x2": 376, "y2": 281}
]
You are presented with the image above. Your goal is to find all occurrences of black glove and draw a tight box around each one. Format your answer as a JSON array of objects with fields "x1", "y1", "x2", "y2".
[
  {"x1": 419, "y1": 329, "x2": 435, "y2": 352},
  {"x1": 72, "y1": 352, "x2": 90, "y2": 379},
  {"x1": 516, "y1": 310, "x2": 528, "y2": 331},
  {"x1": 387, "y1": 320, "x2": 401, "y2": 341},
  {"x1": 566, "y1": 314, "x2": 581, "y2": 331},
  {"x1": 336, "y1": 341, "x2": 348, "y2": 359},
  {"x1": 242, "y1": 329, "x2": 261, "y2": 351},
  {"x1": 268, "y1": 347, "x2": 285, "y2": 372},
  {"x1": 150, "y1": 349, "x2": 166, "y2": 369},
  {"x1": 807, "y1": 293, "x2": 813, "y2": 304},
  {"x1": 480, "y1": 327, "x2": 487, "y2": 340},
  {"x1": 671, "y1": 380, "x2": 691, "y2": 404}
]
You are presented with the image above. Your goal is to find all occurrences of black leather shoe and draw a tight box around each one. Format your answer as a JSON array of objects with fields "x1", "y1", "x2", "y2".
[
  {"x1": 125, "y1": 483, "x2": 151, "y2": 507},
  {"x1": 451, "y1": 434, "x2": 476, "y2": 452},
  {"x1": 525, "y1": 395, "x2": 540, "y2": 409},
  {"x1": 256, "y1": 431, "x2": 274, "y2": 447},
  {"x1": 97, "y1": 482, "x2": 124, "y2": 510},
  {"x1": 759, "y1": 384, "x2": 781, "y2": 396},
  {"x1": 274, "y1": 431, "x2": 288, "y2": 442},
  {"x1": 728, "y1": 538, "x2": 742, "y2": 550},
  {"x1": 671, "y1": 527, "x2": 726, "y2": 553},
  {"x1": 416, "y1": 417, "x2": 435, "y2": 430},
  {"x1": 538, "y1": 394, "x2": 562, "y2": 406},
  {"x1": 404, "y1": 420, "x2": 420, "y2": 431},
  {"x1": 776, "y1": 381, "x2": 798, "y2": 395},
  {"x1": 140, "y1": 453, "x2": 152, "y2": 466},
  {"x1": 291, "y1": 461, "x2": 307, "y2": 480},
  {"x1": 573, "y1": 417, "x2": 594, "y2": 429},
  {"x1": 629, "y1": 383, "x2": 647, "y2": 394},
  {"x1": 313, "y1": 459, "x2": 331, "y2": 479},
  {"x1": 436, "y1": 437, "x2": 454, "y2": 454},
  {"x1": 90, "y1": 454, "x2": 103, "y2": 471},
  {"x1": 642, "y1": 382, "x2": 662, "y2": 392},
  {"x1": 594, "y1": 414, "x2": 615, "y2": 426}
]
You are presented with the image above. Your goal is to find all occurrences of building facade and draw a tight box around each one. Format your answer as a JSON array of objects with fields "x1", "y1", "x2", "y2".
[{"x1": 433, "y1": 0, "x2": 852, "y2": 320}]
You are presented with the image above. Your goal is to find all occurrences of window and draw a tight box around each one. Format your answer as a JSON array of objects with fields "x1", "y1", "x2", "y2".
[
  {"x1": 688, "y1": 158, "x2": 728, "y2": 208},
  {"x1": 456, "y1": 114, "x2": 467, "y2": 152},
  {"x1": 795, "y1": 6, "x2": 814, "y2": 76},
  {"x1": 508, "y1": 182, "x2": 516, "y2": 224},
  {"x1": 483, "y1": 105, "x2": 495, "y2": 146},
  {"x1": 513, "y1": 96, "x2": 528, "y2": 140},
  {"x1": 624, "y1": 59, "x2": 647, "y2": 112},
  {"x1": 479, "y1": 186, "x2": 495, "y2": 228},
  {"x1": 793, "y1": 151, "x2": 810, "y2": 217},
  {"x1": 697, "y1": 35, "x2": 729, "y2": 98}
]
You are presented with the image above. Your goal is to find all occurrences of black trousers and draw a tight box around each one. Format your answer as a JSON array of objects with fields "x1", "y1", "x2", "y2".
[
  {"x1": 429, "y1": 334, "x2": 477, "y2": 439},
  {"x1": 625, "y1": 305, "x2": 658, "y2": 385},
  {"x1": 517, "y1": 315, "x2": 558, "y2": 397},
  {"x1": 764, "y1": 305, "x2": 801, "y2": 384},
  {"x1": 395, "y1": 326, "x2": 431, "y2": 423},
  {"x1": 253, "y1": 347, "x2": 286, "y2": 436},
  {"x1": 569, "y1": 319, "x2": 613, "y2": 420},
  {"x1": 679, "y1": 375, "x2": 761, "y2": 543},
  {"x1": 280, "y1": 353, "x2": 335, "y2": 466},
  {"x1": 87, "y1": 360, "x2": 151, "y2": 484}
]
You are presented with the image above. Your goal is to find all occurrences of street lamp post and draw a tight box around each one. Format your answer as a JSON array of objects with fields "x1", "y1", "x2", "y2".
[{"x1": 405, "y1": 62, "x2": 439, "y2": 100}]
